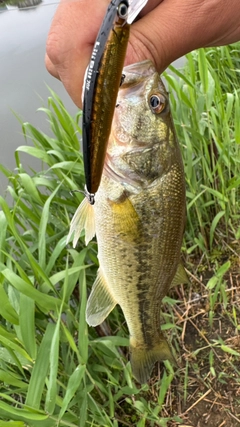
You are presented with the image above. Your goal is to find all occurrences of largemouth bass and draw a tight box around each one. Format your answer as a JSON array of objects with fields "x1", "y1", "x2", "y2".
[{"x1": 68, "y1": 60, "x2": 187, "y2": 383}]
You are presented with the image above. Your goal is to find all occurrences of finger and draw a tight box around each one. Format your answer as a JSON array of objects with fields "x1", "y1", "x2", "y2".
[
  {"x1": 46, "y1": 0, "x2": 109, "y2": 108},
  {"x1": 45, "y1": 53, "x2": 60, "y2": 80}
]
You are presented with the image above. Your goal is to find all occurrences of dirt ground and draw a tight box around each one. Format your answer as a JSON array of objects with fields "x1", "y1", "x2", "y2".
[{"x1": 161, "y1": 250, "x2": 240, "y2": 427}]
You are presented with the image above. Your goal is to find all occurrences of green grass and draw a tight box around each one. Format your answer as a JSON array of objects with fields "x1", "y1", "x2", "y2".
[
  {"x1": 0, "y1": 45, "x2": 240, "y2": 426},
  {"x1": 165, "y1": 46, "x2": 240, "y2": 254}
]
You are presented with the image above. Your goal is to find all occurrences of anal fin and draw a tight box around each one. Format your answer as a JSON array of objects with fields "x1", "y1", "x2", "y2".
[{"x1": 86, "y1": 269, "x2": 117, "y2": 326}]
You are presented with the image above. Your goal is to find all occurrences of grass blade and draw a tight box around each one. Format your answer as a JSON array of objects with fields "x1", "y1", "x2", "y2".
[{"x1": 26, "y1": 323, "x2": 55, "y2": 409}]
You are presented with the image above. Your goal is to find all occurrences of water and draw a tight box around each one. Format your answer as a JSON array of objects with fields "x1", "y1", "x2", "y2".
[{"x1": 0, "y1": 0, "x2": 77, "y2": 195}]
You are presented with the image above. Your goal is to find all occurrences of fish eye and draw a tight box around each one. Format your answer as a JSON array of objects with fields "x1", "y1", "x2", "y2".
[
  {"x1": 118, "y1": 1, "x2": 128, "y2": 19},
  {"x1": 149, "y1": 94, "x2": 166, "y2": 114}
]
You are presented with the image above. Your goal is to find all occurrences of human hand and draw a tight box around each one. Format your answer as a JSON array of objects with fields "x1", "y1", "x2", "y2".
[{"x1": 46, "y1": 0, "x2": 240, "y2": 108}]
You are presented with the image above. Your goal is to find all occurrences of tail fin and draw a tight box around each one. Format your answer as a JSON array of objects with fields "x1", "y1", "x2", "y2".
[{"x1": 130, "y1": 336, "x2": 176, "y2": 384}]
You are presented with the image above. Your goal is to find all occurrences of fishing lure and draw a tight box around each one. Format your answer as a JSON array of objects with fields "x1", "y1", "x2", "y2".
[{"x1": 82, "y1": 0, "x2": 130, "y2": 201}]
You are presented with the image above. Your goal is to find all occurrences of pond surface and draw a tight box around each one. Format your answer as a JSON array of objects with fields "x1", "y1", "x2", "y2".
[{"x1": 0, "y1": 0, "x2": 77, "y2": 195}]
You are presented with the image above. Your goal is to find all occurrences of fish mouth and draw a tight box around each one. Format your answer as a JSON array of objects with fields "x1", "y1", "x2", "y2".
[{"x1": 120, "y1": 60, "x2": 157, "y2": 88}]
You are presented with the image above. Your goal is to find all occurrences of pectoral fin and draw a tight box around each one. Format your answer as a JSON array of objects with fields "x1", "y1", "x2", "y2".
[
  {"x1": 86, "y1": 269, "x2": 117, "y2": 326},
  {"x1": 170, "y1": 262, "x2": 190, "y2": 288},
  {"x1": 67, "y1": 197, "x2": 95, "y2": 247}
]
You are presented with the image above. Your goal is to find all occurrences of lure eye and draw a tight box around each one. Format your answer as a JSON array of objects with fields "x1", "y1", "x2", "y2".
[
  {"x1": 149, "y1": 94, "x2": 166, "y2": 114},
  {"x1": 118, "y1": 1, "x2": 128, "y2": 19}
]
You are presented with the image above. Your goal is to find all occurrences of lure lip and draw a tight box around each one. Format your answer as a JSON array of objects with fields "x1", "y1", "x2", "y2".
[{"x1": 128, "y1": 0, "x2": 148, "y2": 23}]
